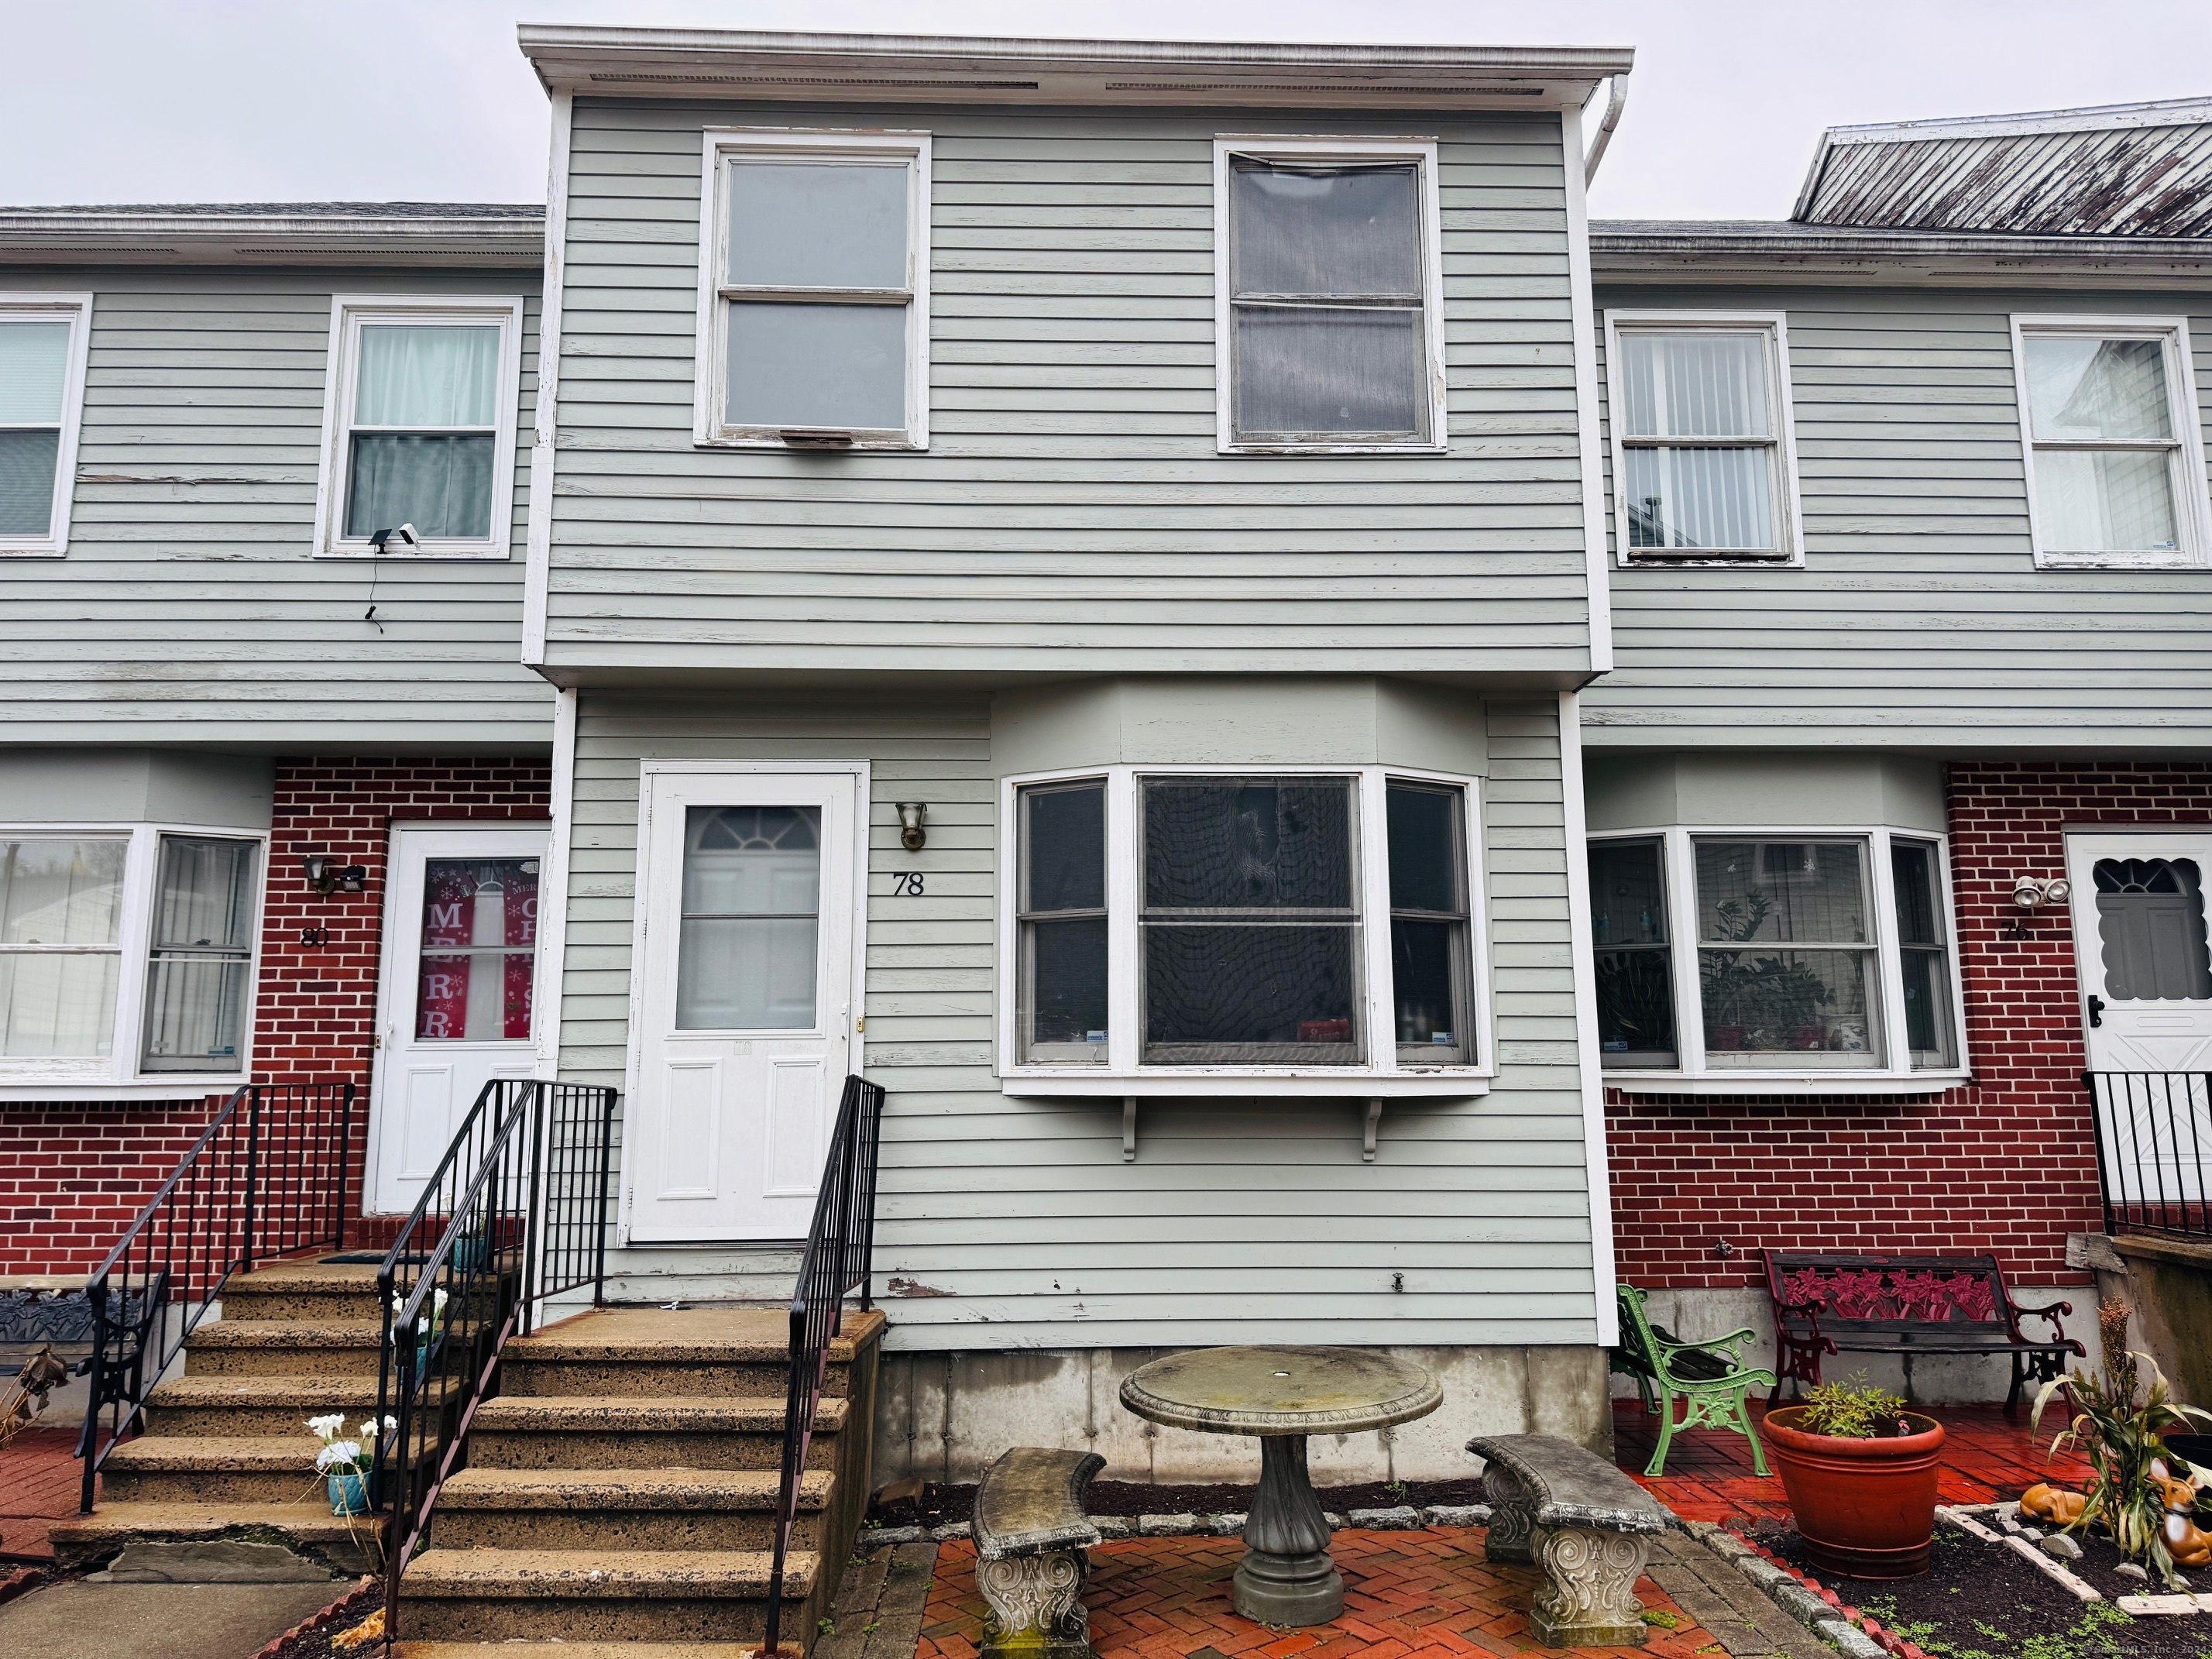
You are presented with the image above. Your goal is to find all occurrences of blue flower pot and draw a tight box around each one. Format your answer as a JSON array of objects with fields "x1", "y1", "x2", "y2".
[
  {"x1": 328, "y1": 1468, "x2": 369, "y2": 1516},
  {"x1": 454, "y1": 1235, "x2": 489, "y2": 1273}
]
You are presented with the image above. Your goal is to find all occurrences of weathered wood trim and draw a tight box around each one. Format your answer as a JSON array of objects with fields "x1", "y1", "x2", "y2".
[
  {"x1": 523, "y1": 90, "x2": 573, "y2": 668},
  {"x1": 0, "y1": 292, "x2": 93, "y2": 558}
]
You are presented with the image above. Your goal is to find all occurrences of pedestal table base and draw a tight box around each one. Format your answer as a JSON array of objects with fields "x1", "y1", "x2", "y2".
[{"x1": 1233, "y1": 1434, "x2": 1342, "y2": 1626}]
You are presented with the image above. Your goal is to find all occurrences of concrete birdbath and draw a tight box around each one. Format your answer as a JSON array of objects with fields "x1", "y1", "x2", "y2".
[{"x1": 1119, "y1": 1345, "x2": 1442, "y2": 1626}]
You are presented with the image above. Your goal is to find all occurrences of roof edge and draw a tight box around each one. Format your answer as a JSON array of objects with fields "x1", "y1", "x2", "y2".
[
  {"x1": 0, "y1": 208, "x2": 546, "y2": 267},
  {"x1": 1592, "y1": 219, "x2": 2212, "y2": 285}
]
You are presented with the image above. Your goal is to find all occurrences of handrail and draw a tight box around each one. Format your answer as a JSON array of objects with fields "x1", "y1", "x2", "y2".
[
  {"x1": 2084, "y1": 1070, "x2": 2210, "y2": 1241},
  {"x1": 76, "y1": 1080, "x2": 356, "y2": 1512},
  {"x1": 766, "y1": 1073, "x2": 886, "y2": 1657},
  {"x1": 374, "y1": 1077, "x2": 619, "y2": 1646}
]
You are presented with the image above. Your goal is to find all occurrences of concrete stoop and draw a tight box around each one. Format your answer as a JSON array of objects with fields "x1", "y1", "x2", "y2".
[
  {"x1": 49, "y1": 1258, "x2": 393, "y2": 1577},
  {"x1": 391, "y1": 1303, "x2": 884, "y2": 1657}
]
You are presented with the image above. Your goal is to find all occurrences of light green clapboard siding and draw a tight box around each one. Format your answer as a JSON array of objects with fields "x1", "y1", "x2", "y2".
[
  {"x1": 1586, "y1": 283, "x2": 2212, "y2": 750},
  {"x1": 0, "y1": 270, "x2": 553, "y2": 746},
  {"x1": 558, "y1": 690, "x2": 1598, "y2": 1350},
  {"x1": 541, "y1": 101, "x2": 1595, "y2": 678}
]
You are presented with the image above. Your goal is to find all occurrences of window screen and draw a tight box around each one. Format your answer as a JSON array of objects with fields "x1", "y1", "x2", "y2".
[
  {"x1": 1891, "y1": 840, "x2": 1956, "y2": 1069},
  {"x1": 1694, "y1": 838, "x2": 1881, "y2": 1067},
  {"x1": 2022, "y1": 334, "x2": 2184, "y2": 555},
  {"x1": 344, "y1": 322, "x2": 501, "y2": 540},
  {"x1": 1018, "y1": 781, "x2": 1108, "y2": 1063},
  {"x1": 1386, "y1": 782, "x2": 1473, "y2": 1065},
  {"x1": 141, "y1": 836, "x2": 259, "y2": 1073},
  {"x1": 1617, "y1": 328, "x2": 1784, "y2": 556},
  {"x1": 1590, "y1": 837, "x2": 1677, "y2": 1069},
  {"x1": 0, "y1": 318, "x2": 72, "y2": 538}
]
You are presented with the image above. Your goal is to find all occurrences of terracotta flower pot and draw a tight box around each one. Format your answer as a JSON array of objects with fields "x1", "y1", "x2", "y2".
[{"x1": 1764, "y1": 1406, "x2": 1946, "y2": 1578}]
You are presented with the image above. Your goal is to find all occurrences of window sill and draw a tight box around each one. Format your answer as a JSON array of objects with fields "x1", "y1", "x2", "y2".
[
  {"x1": 1618, "y1": 551, "x2": 1802, "y2": 568},
  {"x1": 0, "y1": 1076, "x2": 248, "y2": 1102},
  {"x1": 2030, "y1": 550, "x2": 2210, "y2": 572},
  {"x1": 1602, "y1": 1069, "x2": 1971, "y2": 1097},
  {"x1": 315, "y1": 544, "x2": 510, "y2": 561},
  {"x1": 1218, "y1": 439, "x2": 1446, "y2": 457},
  {"x1": 0, "y1": 544, "x2": 67, "y2": 558},
  {"x1": 1001, "y1": 1070, "x2": 1491, "y2": 1099},
  {"x1": 695, "y1": 432, "x2": 926, "y2": 452}
]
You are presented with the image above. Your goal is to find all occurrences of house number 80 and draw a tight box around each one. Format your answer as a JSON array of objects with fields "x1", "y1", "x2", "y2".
[{"x1": 891, "y1": 872, "x2": 925, "y2": 896}]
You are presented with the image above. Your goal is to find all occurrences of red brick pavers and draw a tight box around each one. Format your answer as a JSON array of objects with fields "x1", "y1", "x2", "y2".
[
  {"x1": 915, "y1": 1529, "x2": 1723, "y2": 1659},
  {"x1": 0, "y1": 1427, "x2": 85, "y2": 1564},
  {"x1": 1613, "y1": 1398, "x2": 2091, "y2": 1524}
]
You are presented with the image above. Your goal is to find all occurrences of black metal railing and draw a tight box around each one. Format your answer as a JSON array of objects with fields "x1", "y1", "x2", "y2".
[
  {"x1": 765, "y1": 1073, "x2": 886, "y2": 1657},
  {"x1": 2085, "y1": 1070, "x2": 2212, "y2": 1241},
  {"x1": 76, "y1": 1080, "x2": 356, "y2": 1512},
  {"x1": 375, "y1": 1077, "x2": 617, "y2": 1640}
]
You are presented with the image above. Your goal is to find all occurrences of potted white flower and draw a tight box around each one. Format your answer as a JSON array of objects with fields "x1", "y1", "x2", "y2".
[
  {"x1": 309, "y1": 1413, "x2": 393, "y2": 1516},
  {"x1": 388, "y1": 1286, "x2": 450, "y2": 1376}
]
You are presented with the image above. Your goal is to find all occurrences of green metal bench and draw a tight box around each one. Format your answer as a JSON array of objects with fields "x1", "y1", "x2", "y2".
[{"x1": 1612, "y1": 1283, "x2": 1774, "y2": 1477}]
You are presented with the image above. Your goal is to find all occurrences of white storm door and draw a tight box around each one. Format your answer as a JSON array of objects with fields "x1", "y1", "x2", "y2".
[
  {"x1": 2066, "y1": 831, "x2": 2212, "y2": 1212},
  {"x1": 369, "y1": 826, "x2": 550, "y2": 1214},
  {"x1": 627, "y1": 765, "x2": 864, "y2": 1243}
]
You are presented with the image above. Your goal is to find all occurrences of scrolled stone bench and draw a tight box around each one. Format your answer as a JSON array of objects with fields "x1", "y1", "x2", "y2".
[
  {"x1": 1467, "y1": 1432, "x2": 1668, "y2": 1648},
  {"x1": 971, "y1": 1446, "x2": 1107, "y2": 1659}
]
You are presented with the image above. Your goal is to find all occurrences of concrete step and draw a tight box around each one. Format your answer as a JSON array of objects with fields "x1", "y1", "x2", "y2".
[
  {"x1": 219, "y1": 1260, "x2": 386, "y2": 1323},
  {"x1": 48, "y1": 1499, "x2": 385, "y2": 1575},
  {"x1": 184, "y1": 1320, "x2": 384, "y2": 1376},
  {"x1": 467, "y1": 1395, "x2": 844, "y2": 1472},
  {"x1": 98, "y1": 1435, "x2": 326, "y2": 1505},
  {"x1": 397, "y1": 1547, "x2": 817, "y2": 1644},
  {"x1": 500, "y1": 1306, "x2": 882, "y2": 1400},
  {"x1": 432, "y1": 1466, "x2": 834, "y2": 1551},
  {"x1": 143, "y1": 1372, "x2": 386, "y2": 1437}
]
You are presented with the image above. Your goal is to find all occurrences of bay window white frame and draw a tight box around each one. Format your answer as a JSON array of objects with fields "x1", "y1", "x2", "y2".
[
  {"x1": 694, "y1": 127, "x2": 933, "y2": 452},
  {"x1": 311, "y1": 294, "x2": 526, "y2": 560},
  {"x1": 998, "y1": 764, "x2": 1493, "y2": 1097},
  {"x1": 1212, "y1": 136, "x2": 1448, "y2": 456},
  {"x1": 0, "y1": 293, "x2": 93, "y2": 558},
  {"x1": 2008, "y1": 314, "x2": 2212, "y2": 570},
  {"x1": 0, "y1": 822, "x2": 270, "y2": 1098},
  {"x1": 1588, "y1": 823, "x2": 1968, "y2": 1094},
  {"x1": 1602, "y1": 309, "x2": 1805, "y2": 567}
]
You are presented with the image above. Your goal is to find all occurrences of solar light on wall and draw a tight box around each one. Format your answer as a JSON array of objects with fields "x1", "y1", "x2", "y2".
[
  {"x1": 302, "y1": 854, "x2": 368, "y2": 897},
  {"x1": 897, "y1": 802, "x2": 928, "y2": 852}
]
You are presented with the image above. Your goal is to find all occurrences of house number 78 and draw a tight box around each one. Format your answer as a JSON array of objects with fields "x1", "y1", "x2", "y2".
[{"x1": 891, "y1": 871, "x2": 925, "y2": 896}]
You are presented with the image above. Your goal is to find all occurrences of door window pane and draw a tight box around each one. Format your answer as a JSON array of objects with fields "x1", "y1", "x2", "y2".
[
  {"x1": 2094, "y1": 857, "x2": 2212, "y2": 1001},
  {"x1": 1019, "y1": 781, "x2": 1108, "y2": 1063},
  {"x1": 728, "y1": 160, "x2": 908, "y2": 290},
  {"x1": 1695, "y1": 838, "x2": 1881, "y2": 1066},
  {"x1": 142, "y1": 836, "x2": 259, "y2": 1073},
  {"x1": 675, "y1": 806, "x2": 819, "y2": 1030},
  {"x1": 1386, "y1": 782, "x2": 1472, "y2": 1063},
  {"x1": 1590, "y1": 837, "x2": 1677, "y2": 1067},
  {"x1": 726, "y1": 301, "x2": 906, "y2": 431},
  {"x1": 1891, "y1": 840, "x2": 1956, "y2": 1069},
  {"x1": 414, "y1": 856, "x2": 539, "y2": 1042}
]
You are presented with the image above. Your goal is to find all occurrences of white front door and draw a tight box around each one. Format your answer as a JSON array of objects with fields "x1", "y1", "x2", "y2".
[
  {"x1": 627, "y1": 764, "x2": 866, "y2": 1243},
  {"x1": 368, "y1": 826, "x2": 550, "y2": 1214},
  {"x1": 2065, "y1": 830, "x2": 2212, "y2": 1210}
]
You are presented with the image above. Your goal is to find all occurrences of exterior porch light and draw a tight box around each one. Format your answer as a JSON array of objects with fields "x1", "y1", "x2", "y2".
[
  {"x1": 301, "y1": 854, "x2": 368, "y2": 896},
  {"x1": 2011, "y1": 875, "x2": 2071, "y2": 911},
  {"x1": 896, "y1": 802, "x2": 928, "y2": 852}
]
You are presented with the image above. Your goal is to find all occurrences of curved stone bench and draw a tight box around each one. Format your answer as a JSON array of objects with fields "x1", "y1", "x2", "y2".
[
  {"x1": 972, "y1": 1446, "x2": 1107, "y2": 1659},
  {"x1": 1467, "y1": 1432, "x2": 1668, "y2": 1648}
]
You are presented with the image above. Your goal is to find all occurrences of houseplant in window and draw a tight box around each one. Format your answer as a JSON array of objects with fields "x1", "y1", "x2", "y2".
[
  {"x1": 1764, "y1": 1373, "x2": 1946, "y2": 1576},
  {"x1": 1699, "y1": 889, "x2": 1833, "y2": 1052}
]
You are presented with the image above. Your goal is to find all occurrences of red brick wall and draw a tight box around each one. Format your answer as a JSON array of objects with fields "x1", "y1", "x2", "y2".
[
  {"x1": 1607, "y1": 760, "x2": 2212, "y2": 1293},
  {"x1": 1, "y1": 755, "x2": 548, "y2": 1279}
]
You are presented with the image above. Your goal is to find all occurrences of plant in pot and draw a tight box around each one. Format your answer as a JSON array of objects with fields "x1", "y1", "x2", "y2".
[
  {"x1": 308, "y1": 1413, "x2": 392, "y2": 1516},
  {"x1": 1698, "y1": 891, "x2": 1834, "y2": 1055},
  {"x1": 1764, "y1": 1372, "x2": 1945, "y2": 1577}
]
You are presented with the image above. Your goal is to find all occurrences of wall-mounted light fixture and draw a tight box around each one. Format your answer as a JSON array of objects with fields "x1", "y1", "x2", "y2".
[
  {"x1": 896, "y1": 802, "x2": 928, "y2": 852},
  {"x1": 2012, "y1": 875, "x2": 2073, "y2": 912},
  {"x1": 302, "y1": 854, "x2": 368, "y2": 897}
]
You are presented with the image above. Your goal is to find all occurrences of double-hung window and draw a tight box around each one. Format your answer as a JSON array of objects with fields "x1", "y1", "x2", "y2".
[
  {"x1": 1587, "y1": 826, "x2": 1963, "y2": 1086},
  {"x1": 1214, "y1": 140, "x2": 1445, "y2": 452},
  {"x1": 2011, "y1": 317, "x2": 2211, "y2": 567},
  {"x1": 698, "y1": 130, "x2": 930, "y2": 449},
  {"x1": 0, "y1": 826, "x2": 265, "y2": 1091},
  {"x1": 315, "y1": 296, "x2": 524, "y2": 558},
  {"x1": 1004, "y1": 767, "x2": 1488, "y2": 1092},
  {"x1": 1605, "y1": 312, "x2": 1802, "y2": 562},
  {"x1": 0, "y1": 295, "x2": 91, "y2": 557}
]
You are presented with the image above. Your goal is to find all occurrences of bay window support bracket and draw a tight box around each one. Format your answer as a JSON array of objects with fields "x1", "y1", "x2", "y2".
[
  {"x1": 1122, "y1": 1097, "x2": 1138, "y2": 1163},
  {"x1": 1363, "y1": 1099, "x2": 1383, "y2": 1163}
]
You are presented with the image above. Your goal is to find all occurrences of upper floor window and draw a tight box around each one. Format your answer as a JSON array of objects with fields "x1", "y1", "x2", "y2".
[
  {"x1": 697, "y1": 130, "x2": 931, "y2": 451},
  {"x1": 1213, "y1": 139, "x2": 1445, "y2": 454},
  {"x1": 1605, "y1": 312, "x2": 1802, "y2": 564},
  {"x1": 0, "y1": 294, "x2": 91, "y2": 558},
  {"x1": 314, "y1": 295, "x2": 524, "y2": 558},
  {"x1": 2011, "y1": 317, "x2": 2212, "y2": 568}
]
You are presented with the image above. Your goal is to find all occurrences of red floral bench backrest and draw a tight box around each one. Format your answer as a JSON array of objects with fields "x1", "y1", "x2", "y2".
[{"x1": 1767, "y1": 1252, "x2": 2007, "y2": 1332}]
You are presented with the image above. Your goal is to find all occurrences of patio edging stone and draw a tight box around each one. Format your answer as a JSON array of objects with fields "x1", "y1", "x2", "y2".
[{"x1": 1687, "y1": 1520, "x2": 1935, "y2": 1659}]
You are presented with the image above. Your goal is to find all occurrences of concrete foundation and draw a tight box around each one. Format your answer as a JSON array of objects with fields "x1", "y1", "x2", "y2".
[
  {"x1": 871, "y1": 1344, "x2": 1610, "y2": 1486},
  {"x1": 2073, "y1": 1233, "x2": 2212, "y2": 1411}
]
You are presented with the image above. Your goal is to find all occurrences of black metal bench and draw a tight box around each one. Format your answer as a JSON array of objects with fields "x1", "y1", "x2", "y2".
[
  {"x1": 970, "y1": 1447, "x2": 1106, "y2": 1659},
  {"x1": 1761, "y1": 1249, "x2": 2083, "y2": 1413}
]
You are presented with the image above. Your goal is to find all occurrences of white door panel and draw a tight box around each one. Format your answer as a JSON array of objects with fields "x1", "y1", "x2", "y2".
[{"x1": 627, "y1": 766, "x2": 866, "y2": 1243}]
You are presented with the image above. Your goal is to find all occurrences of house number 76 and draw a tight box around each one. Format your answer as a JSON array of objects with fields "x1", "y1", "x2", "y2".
[{"x1": 891, "y1": 871, "x2": 925, "y2": 896}]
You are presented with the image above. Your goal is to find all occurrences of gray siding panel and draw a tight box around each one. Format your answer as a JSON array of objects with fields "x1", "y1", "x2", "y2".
[
  {"x1": 543, "y1": 101, "x2": 1594, "y2": 677},
  {"x1": 0, "y1": 270, "x2": 552, "y2": 746},
  {"x1": 1589, "y1": 284, "x2": 2212, "y2": 749}
]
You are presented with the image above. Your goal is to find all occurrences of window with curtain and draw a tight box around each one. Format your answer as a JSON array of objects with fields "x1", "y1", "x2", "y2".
[
  {"x1": 2018, "y1": 325, "x2": 2201, "y2": 562},
  {"x1": 1223, "y1": 153, "x2": 1434, "y2": 446},
  {"x1": 1613, "y1": 323, "x2": 1790, "y2": 558},
  {"x1": 0, "y1": 837, "x2": 128, "y2": 1059},
  {"x1": 705, "y1": 138, "x2": 926, "y2": 445},
  {"x1": 141, "y1": 836, "x2": 259, "y2": 1073},
  {"x1": 343, "y1": 322, "x2": 501, "y2": 541},
  {"x1": 0, "y1": 303, "x2": 86, "y2": 550}
]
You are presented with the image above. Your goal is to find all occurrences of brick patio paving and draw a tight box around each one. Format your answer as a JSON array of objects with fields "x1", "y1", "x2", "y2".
[{"x1": 0, "y1": 1427, "x2": 82, "y2": 1565}]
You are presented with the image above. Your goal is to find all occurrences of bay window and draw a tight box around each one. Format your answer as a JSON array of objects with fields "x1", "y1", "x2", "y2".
[
  {"x1": 0, "y1": 294, "x2": 91, "y2": 557},
  {"x1": 1003, "y1": 766, "x2": 1488, "y2": 1092},
  {"x1": 1588, "y1": 826, "x2": 1963, "y2": 1084}
]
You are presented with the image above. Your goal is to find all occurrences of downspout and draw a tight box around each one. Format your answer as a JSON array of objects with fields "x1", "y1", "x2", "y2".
[{"x1": 1583, "y1": 76, "x2": 1629, "y2": 184}]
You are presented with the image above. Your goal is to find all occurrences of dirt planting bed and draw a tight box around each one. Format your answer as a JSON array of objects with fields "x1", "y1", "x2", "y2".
[{"x1": 866, "y1": 1475, "x2": 1489, "y2": 1531}]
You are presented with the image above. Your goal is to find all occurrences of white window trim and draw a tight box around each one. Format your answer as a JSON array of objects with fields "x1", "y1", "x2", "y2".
[
  {"x1": 1211, "y1": 136, "x2": 1448, "y2": 457},
  {"x1": 311, "y1": 294, "x2": 526, "y2": 560},
  {"x1": 998, "y1": 763, "x2": 1493, "y2": 1098},
  {"x1": 694, "y1": 127, "x2": 933, "y2": 452},
  {"x1": 1602, "y1": 309, "x2": 1806, "y2": 568},
  {"x1": 2008, "y1": 313, "x2": 2212, "y2": 570},
  {"x1": 0, "y1": 293, "x2": 93, "y2": 558},
  {"x1": 0, "y1": 822, "x2": 270, "y2": 1099},
  {"x1": 1589, "y1": 823, "x2": 1970, "y2": 1095}
]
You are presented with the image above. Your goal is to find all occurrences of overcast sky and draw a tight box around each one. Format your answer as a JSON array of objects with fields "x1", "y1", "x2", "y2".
[{"x1": 5, "y1": 1, "x2": 2209, "y2": 220}]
